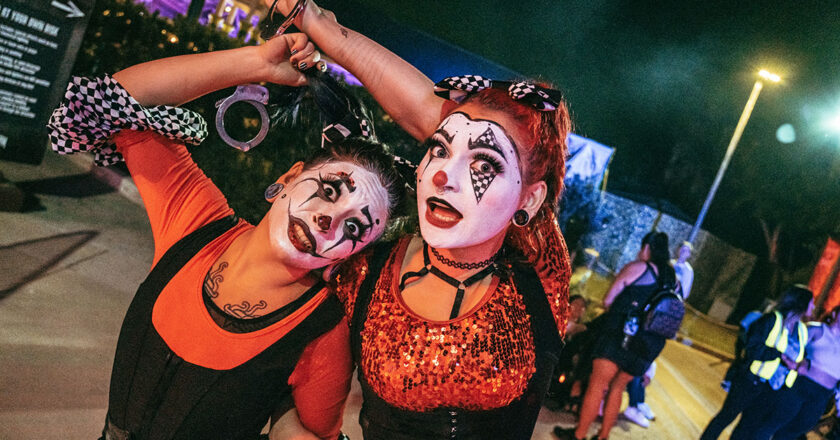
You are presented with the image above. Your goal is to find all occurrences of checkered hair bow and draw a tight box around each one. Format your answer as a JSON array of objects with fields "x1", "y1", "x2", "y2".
[
  {"x1": 321, "y1": 114, "x2": 372, "y2": 144},
  {"x1": 321, "y1": 114, "x2": 418, "y2": 187},
  {"x1": 434, "y1": 75, "x2": 563, "y2": 111},
  {"x1": 47, "y1": 75, "x2": 207, "y2": 166}
]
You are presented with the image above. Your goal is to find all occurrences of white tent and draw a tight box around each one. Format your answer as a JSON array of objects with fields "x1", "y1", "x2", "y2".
[{"x1": 565, "y1": 133, "x2": 614, "y2": 188}]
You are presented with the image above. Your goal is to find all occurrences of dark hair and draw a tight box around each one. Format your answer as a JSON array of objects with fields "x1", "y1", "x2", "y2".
[
  {"x1": 569, "y1": 294, "x2": 587, "y2": 305},
  {"x1": 274, "y1": 71, "x2": 408, "y2": 230},
  {"x1": 303, "y1": 138, "x2": 407, "y2": 223},
  {"x1": 642, "y1": 231, "x2": 676, "y2": 285},
  {"x1": 776, "y1": 284, "x2": 813, "y2": 317}
]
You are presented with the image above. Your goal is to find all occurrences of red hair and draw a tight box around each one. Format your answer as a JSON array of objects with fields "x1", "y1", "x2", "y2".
[{"x1": 455, "y1": 84, "x2": 573, "y2": 337}]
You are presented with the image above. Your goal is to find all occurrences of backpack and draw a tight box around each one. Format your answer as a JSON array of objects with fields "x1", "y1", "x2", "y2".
[{"x1": 642, "y1": 276, "x2": 685, "y2": 339}]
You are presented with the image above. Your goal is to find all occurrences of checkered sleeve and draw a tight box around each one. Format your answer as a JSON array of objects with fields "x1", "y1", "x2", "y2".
[{"x1": 46, "y1": 75, "x2": 208, "y2": 167}]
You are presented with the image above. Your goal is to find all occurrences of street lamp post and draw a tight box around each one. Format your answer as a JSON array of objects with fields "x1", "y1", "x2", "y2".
[{"x1": 687, "y1": 69, "x2": 781, "y2": 244}]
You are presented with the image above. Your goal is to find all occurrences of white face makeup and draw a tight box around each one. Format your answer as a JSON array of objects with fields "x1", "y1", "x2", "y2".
[
  {"x1": 416, "y1": 111, "x2": 523, "y2": 250},
  {"x1": 267, "y1": 162, "x2": 389, "y2": 270}
]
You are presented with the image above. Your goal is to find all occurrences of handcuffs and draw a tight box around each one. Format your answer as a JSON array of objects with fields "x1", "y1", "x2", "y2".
[
  {"x1": 215, "y1": 84, "x2": 270, "y2": 152},
  {"x1": 214, "y1": 0, "x2": 307, "y2": 152}
]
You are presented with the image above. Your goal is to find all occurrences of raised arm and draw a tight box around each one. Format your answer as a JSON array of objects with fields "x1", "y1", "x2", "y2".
[
  {"x1": 112, "y1": 33, "x2": 317, "y2": 106},
  {"x1": 265, "y1": 0, "x2": 446, "y2": 140}
]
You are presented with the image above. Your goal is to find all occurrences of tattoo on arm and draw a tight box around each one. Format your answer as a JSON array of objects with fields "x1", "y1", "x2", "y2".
[{"x1": 203, "y1": 261, "x2": 228, "y2": 299}]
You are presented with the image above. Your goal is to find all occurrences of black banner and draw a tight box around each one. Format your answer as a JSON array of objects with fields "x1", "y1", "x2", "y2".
[{"x1": 0, "y1": 0, "x2": 94, "y2": 164}]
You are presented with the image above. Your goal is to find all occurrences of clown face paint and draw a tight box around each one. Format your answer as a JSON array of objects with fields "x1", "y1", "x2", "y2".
[
  {"x1": 417, "y1": 111, "x2": 524, "y2": 250},
  {"x1": 469, "y1": 127, "x2": 502, "y2": 202},
  {"x1": 266, "y1": 162, "x2": 389, "y2": 270}
]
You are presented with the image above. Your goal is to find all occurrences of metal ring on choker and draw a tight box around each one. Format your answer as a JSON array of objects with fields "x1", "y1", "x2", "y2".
[{"x1": 215, "y1": 84, "x2": 271, "y2": 152}]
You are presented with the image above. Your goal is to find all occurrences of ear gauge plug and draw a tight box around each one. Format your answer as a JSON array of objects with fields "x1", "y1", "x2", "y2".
[
  {"x1": 265, "y1": 183, "x2": 284, "y2": 201},
  {"x1": 512, "y1": 209, "x2": 530, "y2": 227}
]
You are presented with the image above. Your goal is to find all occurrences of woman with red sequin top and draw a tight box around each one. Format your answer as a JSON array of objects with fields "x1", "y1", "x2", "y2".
[{"x1": 264, "y1": 2, "x2": 573, "y2": 438}]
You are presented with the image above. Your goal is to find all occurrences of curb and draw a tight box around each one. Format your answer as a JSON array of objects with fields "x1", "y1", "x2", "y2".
[{"x1": 65, "y1": 153, "x2": 143, "y2": 206}]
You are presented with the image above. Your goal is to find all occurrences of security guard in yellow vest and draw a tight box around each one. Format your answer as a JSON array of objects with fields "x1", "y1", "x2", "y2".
[
  {"x1": 701, "y1": 285, "x2": 814, "y2": 440},
  {"x1": 748, "y1": 310, "x2": 808, "y2": 389}
]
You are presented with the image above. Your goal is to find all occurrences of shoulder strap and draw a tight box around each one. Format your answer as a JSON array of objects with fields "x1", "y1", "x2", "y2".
[
  {"x1": 502, "y1": 261, "x2": 565, "y2": 436},
  {"x1": 350, "y1": 241, "x2": 397, "y2": 363},
  {"x1": 643, "y1": 262, "x2": 662, "y2": 287},
  {"x1": 140, "y1": 215, "x2": 239, "y2": 296},
  {"x1": 510, "y1": 262, "x2": 564, "y2": 358},
  {"x1": 647, "y1": 261, "x2": 679, "y2": 294}
]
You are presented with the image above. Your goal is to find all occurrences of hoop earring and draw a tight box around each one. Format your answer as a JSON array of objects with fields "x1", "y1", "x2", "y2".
[
  {"x1": 264, "y1": 183, "x2": 284, "y2": 201},
  {"x1": 513, "y1": 209, "x2": 530, "y2": 227}
]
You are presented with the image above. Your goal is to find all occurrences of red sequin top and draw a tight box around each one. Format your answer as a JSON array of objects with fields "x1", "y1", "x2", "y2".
[{"x1": 334, "y1": 236, "x2": 568, "y2": 412}]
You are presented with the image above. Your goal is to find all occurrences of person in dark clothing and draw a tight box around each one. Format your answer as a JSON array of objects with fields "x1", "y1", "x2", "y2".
[
  {"x1": 737, "y1": 305, "x2": 840, "y2": 440},
  {"x1": 721, "y1": 303, "x2": 771, "y2": 392},
  {"x1": 556, "y1": 231, "x2": 678, "y2": 440},
  {"x1": 699, "y1": 285, "x2": 814, "y2": 440},
  {"x1": 546, "y1": 295, "x2": 591, "y2": 410}
]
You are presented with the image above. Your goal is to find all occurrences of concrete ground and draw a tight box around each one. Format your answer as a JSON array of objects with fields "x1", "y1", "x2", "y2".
[{"x1": 0, "y1": 152, "x2": 826, "y2": 439}]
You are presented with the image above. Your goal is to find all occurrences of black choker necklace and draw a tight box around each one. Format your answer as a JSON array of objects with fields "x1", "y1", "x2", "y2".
[
  {"x1": 399, "y1": 243, "x2": 498, "y2": 319},
  {"x1": 429, "y1": 246, "x2": 501, "y2": 270}
]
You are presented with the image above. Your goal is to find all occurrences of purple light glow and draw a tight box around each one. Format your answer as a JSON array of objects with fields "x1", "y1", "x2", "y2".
[
  {"x1": 228, "y1": 8, "x2": 247, "y2": 38},
  {"x1": 134, "y1": 0, "x2": 188, "y2": 18},
  {"x1": 135, "y1": 0, "x2": 221, "y2": 20},
  {"x1": 326, "y1": 63, "x2": 363, "y2": 87}
]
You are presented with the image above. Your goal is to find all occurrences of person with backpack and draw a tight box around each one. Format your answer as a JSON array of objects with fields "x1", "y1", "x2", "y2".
[
  {"x1": 623, "y1": 241, "x2": 695, "y2": 428},
  {"x1": 700, "y1": 285, "x2": 813, "y2": 440},
  {"x1": 555, "y1": 231, "x2": 681, "y2": 440}
]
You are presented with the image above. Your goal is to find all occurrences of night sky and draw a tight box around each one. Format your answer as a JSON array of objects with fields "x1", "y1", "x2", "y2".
[{"x1": 335, "y1": 0, "x2": 840, "y2": 258}]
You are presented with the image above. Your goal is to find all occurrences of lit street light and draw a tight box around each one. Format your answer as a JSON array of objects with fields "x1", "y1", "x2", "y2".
[
  {"x1": 824, "y1": 110, "x2": 840, "y2": 134},
  {"x1": 687, "y1": 69, "x2": 782, "y2": 244}
]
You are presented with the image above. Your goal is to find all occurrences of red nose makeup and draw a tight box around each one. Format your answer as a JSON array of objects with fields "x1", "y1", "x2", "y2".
[
  {"x1": 432, "y1": 170, "x2": 448, "y2": 187},
  {"x1": 316, "y1": 215, "x2": 332, "y2": 231}
]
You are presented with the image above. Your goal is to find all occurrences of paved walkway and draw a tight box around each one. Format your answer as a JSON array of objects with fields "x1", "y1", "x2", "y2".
[
  {"x1": 0, "y1": 153, "x2": 822, "y2": 439},
  {"x1": 1, "y1": 153, "x2": 153, "y2": 439}
]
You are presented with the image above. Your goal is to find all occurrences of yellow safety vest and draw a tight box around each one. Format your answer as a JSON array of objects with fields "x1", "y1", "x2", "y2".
[{"x1": 749, "y1": 311, "x2": 808, "y2": 388}]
